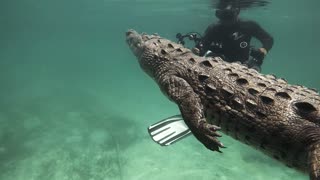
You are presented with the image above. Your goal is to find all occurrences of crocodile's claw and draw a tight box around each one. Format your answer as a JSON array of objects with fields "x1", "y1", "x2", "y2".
[{"x1": 193, "y1": 121, "x2": 225, "y2": 153}]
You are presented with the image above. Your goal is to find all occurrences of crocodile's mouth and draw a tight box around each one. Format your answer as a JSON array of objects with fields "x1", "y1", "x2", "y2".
[{"x1": 126, "y1": 30, "x2": 145, "y2": 58}]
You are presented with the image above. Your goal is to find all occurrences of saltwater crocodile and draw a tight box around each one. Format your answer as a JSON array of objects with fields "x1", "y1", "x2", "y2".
[{"x1": 125, "y1": 29, "x2": 320, "y2": 180}]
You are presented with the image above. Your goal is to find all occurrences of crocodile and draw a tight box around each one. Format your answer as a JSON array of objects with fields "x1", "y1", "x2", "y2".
[{"x1": 125, "y1": 29, "x2": 320, "y2": 180}]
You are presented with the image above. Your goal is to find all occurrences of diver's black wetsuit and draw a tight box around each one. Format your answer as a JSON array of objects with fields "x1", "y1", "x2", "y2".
[{"x1": 199, "y1": 19, "x2": 274, "y2": 63}]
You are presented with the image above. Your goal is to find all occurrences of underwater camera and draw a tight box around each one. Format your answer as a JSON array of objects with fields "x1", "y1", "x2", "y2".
[{"x1": 175, "y1": 32, "x2": 203, "y2": 47}]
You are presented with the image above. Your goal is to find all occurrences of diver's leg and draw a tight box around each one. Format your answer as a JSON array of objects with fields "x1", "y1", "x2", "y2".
[{"x1": 159, "y1": 75, "x2": 225, "y2": 152}]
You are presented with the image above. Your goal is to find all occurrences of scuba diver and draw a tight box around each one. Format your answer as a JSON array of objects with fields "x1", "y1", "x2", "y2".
[
  {"x1": 193, "y1": 3, "x2": 274, "y2": 72},
  {"x1": 147, "y1": 2, "x2": 275, "y2": 146}
]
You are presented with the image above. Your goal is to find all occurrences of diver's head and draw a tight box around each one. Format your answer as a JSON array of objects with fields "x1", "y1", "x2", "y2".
[{"x1": 215, "y1": 4, "x2": 240, "y2": 25}]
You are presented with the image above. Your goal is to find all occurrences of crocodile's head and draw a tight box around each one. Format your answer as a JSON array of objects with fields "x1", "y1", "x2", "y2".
[
  {"x1": 126, "y1": 29, "x2": 175, "y2": 77},
  {"x1": 126, "y1": 30, "x2": 146, "y2": 58}
]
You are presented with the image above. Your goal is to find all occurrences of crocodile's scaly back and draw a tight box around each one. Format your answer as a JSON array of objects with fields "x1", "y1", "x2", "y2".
[{"x1": 126, "y1": 30, "x2": 320, "y2": 180}]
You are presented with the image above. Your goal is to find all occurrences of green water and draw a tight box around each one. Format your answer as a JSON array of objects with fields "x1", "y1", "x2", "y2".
[{"x1": 1, "y1": 0, "x2": 319, "y2": 179}]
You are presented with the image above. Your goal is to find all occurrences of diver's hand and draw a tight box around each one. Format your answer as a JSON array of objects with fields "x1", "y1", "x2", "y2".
[
  {"x1": 191, "y1": 47, "x2": 200, "y2": 55},
  {"x1": 259, "y1": 48, "x2": 268, "y2": 55},
  {"x1": 250, "y1": 48, "x2": 267, "y2": 65}
]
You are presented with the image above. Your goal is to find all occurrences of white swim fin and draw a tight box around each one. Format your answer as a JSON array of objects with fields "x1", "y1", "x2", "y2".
[{"x1": 147, "y1": 115, "x2": 191, "y2": 146}]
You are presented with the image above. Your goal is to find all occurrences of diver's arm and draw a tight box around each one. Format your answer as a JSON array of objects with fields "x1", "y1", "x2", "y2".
[
  {"x1": 250, "y1": 21, "x2": 274, "y2": 54},
  {"x1": 197, "y1": 24, "x2": 217, "y2": 56}
]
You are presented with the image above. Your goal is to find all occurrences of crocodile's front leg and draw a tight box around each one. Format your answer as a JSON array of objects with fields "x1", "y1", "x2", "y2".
[
  {"x1": 308, "y1": 143, "x2": 320, "y2": 180},
  {"x1": 159, "y1": 75, "x2": 225, "y2": 152}
]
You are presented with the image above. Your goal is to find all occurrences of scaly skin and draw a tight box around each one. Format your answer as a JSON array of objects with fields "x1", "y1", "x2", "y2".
[{"x1": 126, "y1": 30, "x2": 320, "y2": 180}]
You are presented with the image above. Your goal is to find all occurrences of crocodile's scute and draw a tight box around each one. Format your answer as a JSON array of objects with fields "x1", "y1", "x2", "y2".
[{"x1": 126, "y1": 30, "x2": 320, "y2": 180}]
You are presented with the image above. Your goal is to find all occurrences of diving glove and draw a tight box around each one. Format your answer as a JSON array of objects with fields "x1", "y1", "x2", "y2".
[{"x1": 250, "y1": 48, "x2": 265, "y2": 66}]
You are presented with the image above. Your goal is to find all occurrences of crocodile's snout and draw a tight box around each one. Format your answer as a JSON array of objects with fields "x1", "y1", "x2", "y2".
[{"x1": 126, "y1": 30, "x2": 144, "y2": 57}]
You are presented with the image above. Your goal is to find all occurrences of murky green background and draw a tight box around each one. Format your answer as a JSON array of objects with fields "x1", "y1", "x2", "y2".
[{"x1": 1, "y1": 0, "x2": 319, "y2": 179}]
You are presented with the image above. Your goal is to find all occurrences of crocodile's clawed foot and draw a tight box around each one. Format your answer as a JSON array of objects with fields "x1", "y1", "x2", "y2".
[
  {"x1": 202, "y1": 134, "x2": 225, "y2": 153},
  {"x1": 202, "y1": 123, "x2": 222, "y2": 137},
  {"x1": 195, "y1": 122, "x2": 225, "y2": 153}
]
